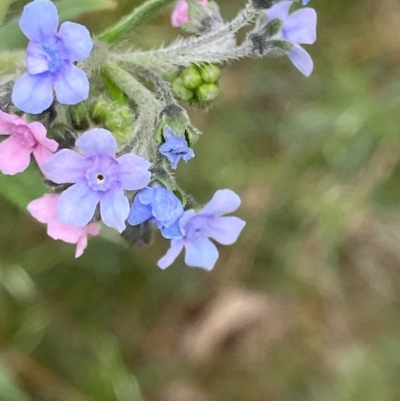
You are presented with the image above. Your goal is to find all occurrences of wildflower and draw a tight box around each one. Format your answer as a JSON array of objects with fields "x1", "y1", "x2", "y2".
[
  {"x1": 171, "y1": 0, "x2": 208, "y2": 27},
  {"x1": 12, "y1": 0, "x2": 93, "y2": 114},
  {"x1": 159, "y1": 126, "x2": 195, "y2": 169},
  {"x1": 128, "y1": 185, "x2": 184, "y2": 239},
  {"x1": 41, "y1": 128, "x2": 151, "y2": 232},
  {"x1": 28, "y1": 194, "x2": 100, "y2": 258},
  {"x1": 0, "y1": 110, "x2": 58, "y2": 175},
  {"x1": 266, "y1": 1, "x2": 317, "y2": 77},
  {"x1": 158, "y1": 189, "x2": 246, "y2": 270}
]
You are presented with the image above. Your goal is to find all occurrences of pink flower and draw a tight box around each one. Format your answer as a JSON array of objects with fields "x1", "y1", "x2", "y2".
[
  {"x1": 171, "y1": 0, "x2": 208, "y2": 27},
  {"x1": 0, "y1": 111, "x2": 58, "y2": 175},
  {"x1": 27, "y1": 194, "x2": 100, "y2": 258}
]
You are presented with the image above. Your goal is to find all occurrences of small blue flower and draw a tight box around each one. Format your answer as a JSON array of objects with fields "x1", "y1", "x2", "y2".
[
  {"x1": 12, "y1": 0, "x2": 93, "y2": 114},
  {"x1": 128, "y1": 185, "x2": 184, "y2": 239},
  {"x1": 302, "y1": 0, "x2": 310, "y2": 4},
  {"x1": 266, "y1": 1, "x2": 317, "y2": 77},
  {"x1": 41, "y1": 129, "x2": 151, "y2": 232},
  {"x1": 158, "y1": 189, "x2": 246, "y2": 271},
  {"x1": 159, "y1": 126, "x2": 195, "y2": 169}
]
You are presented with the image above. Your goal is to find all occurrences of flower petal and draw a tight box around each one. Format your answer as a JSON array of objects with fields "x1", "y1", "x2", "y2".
[
  {"x1": 33, "y1": 144, "x2": 54, "y2": 168},
  {"x1": 41, "y1": 149, "x2": 87, "y2": 184},
  {"x1": 53, "y1": 65, "x2": 89, "y2": 105},
  {"x1": 128, "y1": 195, "x2": 153, "y2": 226},
  {"x1": 179, "y1": 209, "x2": 197, "y2": 232},
  {"x1": 58, "y1": 22, "x2": 93, "y2": 62},
  {"x1": 27, "y1": 194, "x2": 59, "y2": 223},
  {"x1": 288, "y1": 44, "x2": 314, "y2": 77},
  {"x1": 184, "y1": 237, "x2": 219, "y2": 270},
  {"x1": 200, "y1": 189, "x2": 241, "y2": 217},
  {"x1": 207, "y1": 216, "x2": 246, "y2": 245},
  {"x1": 57, "y1": 183, "x2": 100, "y2": 227},
  {"x1": 283, "y1": 8, "x2": 317, "y2": 44},
  {"x1": 0, "y1": 136, "x2": 32, "y2": 175},
  {"x1": 117, "y1": 153, "x2": 151, "y2": 190},
  {"x1": 161, "y1": 220, "x2": 183, "y2": 239},
  {"x1": 26, "y1": 42, "x2": 50, "y2": 75},
  {"x1": 19, "y1": 0, "x2": 59, "y2": 42},
  {"x1": 75, "y1": 234, "x2": 88, "y2": 258},
  {"x1": 75, "y1": 128, "x2": 117, "y2": 157},
  {"x1": 12, "y1": 73, "x2": 53, "y2": 114},
  {"x1": 29, "y1": 122, "x2": 58, "y2": 152},
  {"x1": 100, "y1": 188, "x2": 130, "y2": 232},
  {"x1": 266, "y1": 1, "x2": 293, "y2": 21},
  {"x1": 157, "y1": 238, "x2": 184, "y2": 269},
  {"x1": 171, "y1": 0, "x2": 189, "y2": 27},
  {"x1": 0, "y1": 111, "x2": 22, "y2": 133}
]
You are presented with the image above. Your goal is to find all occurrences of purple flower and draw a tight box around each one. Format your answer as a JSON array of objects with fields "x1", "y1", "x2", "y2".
[
  {"x1": 128, "y1": 185, "x2": 184, "y2": 239},
  {"x1": 41, "y1": 128, "x2": 151, "y2": 233},
  {"x1": 266, "y1": 1, "x2": 317, "y2": 77},
  {"x1": 159, "y1": 126, "x2": 195, "y2": 169},
  {"x1": 158, "y1": 189, "x2": 246, "y2": 271},
  {"x1": 12, "y1": 0, "x2": 93, "y2": 114}
]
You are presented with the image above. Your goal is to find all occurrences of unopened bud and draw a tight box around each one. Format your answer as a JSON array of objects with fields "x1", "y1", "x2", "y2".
[
  {"x1": 195, "y1": 83, "x2": 220, "y2": 104},
  {"x1": 181, "y1": 66, "x2": 203, "y2": 90},
  {"x1": 172, "y1": 77, "x2": 195, "y2": 101},
  {"x1": 200, "y1": 63, "x2": 221, "y2": 83}
]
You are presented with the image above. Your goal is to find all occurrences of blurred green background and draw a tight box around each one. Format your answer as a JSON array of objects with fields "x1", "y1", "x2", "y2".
[{"x1": 1, "y1": 0, "x2": 400, "y2": 400}]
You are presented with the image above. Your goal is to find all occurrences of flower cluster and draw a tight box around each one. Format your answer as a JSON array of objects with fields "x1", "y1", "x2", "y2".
[{"x1": 0, "y1": 0, "x2": 318, "y2": 270}]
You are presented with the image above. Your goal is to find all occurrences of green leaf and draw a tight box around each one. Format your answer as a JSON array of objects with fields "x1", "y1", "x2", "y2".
[
  {"x1": 0, "y1": 167, "x2": 45, "y2": 210},
  {"x1": 98, "y1": 0, "x2": 176, "y2": 45},
  {"x1": 0, "y1": 0, "x2": 117, "y2": 51},
  {"x1": 0, "y1": 0, "x2": 14, "y2": 26}
]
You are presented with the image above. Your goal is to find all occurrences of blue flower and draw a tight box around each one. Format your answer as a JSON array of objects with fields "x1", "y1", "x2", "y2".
[
  {"x1": 159, "y1": 126, "x2": 195, "y2": 169},
  {"x1": 12, "y1": 0, "x2": 93, "y2": 114},
  {"x1": 158, "y1": 189, "x2": 246, "y2": 271},
  {"x1": 128, "y1": 185, "x2": 184, "y2": 239},
  {"x1": 302, "y1": 0, "x2": 310, "y2": 4},
  {"x1": 266, "y1": 1, "x2": 317, "y2": 77},
  {"x1": 41, "y1": 129, "x2": 151, "y2": 232}
]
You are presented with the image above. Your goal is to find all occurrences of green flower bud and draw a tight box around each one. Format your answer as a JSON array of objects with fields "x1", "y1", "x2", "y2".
[
  {"x1": 268, "y1": 39, "x2": 293, "y2": 52},
  {"x1": 264, "y1": 18, "x2": 283, "y2": 38},
  {"x1": 200, "y1": 64, "x2": 221, "y2": 84},
  {"x1": 172, "y1": 77, "x2": 195, "y2": 101},
  {"x1": 195, "y1": 83, "x2": 220, "y2": 104},
  {"x1": 181, "y1": 66, "x2": 203, "y2": 90},
  {"x1": 70, "y1": 102, "x2": 90, "y2": 130}
]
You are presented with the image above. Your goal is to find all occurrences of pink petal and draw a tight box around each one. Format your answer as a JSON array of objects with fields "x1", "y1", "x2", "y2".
[
  {"x1": 0, "y1": 136, "x2": 32, "y2": 175},
  {"x1": 0, "y1": 111, "x2": 24, "y2": 134},
  {"x1": 171, "y1": 0, "x2": 189, "y2": 27},
  {"x1": 29, "y1": 122, "x2": 58, "y2": 152},
  {"x1": 75, "y1": 234, "x2": 88, "y2": 258},
  {"x1": 27, "y1": 194, "x2": 59, "y2": 223},
  {"x1": 33, "y1": 145, "x2": 55, "y2": 168}
]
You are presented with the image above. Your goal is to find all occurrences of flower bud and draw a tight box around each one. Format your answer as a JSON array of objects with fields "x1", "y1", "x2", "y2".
[
  {"x1": 181, "y1": 66, "x2": 203, "y2": 90},
  {"x1": 195, "y1": 83, "x2": 220, "y2": 104},
  {"x1": 199, "y1": 63, "x2": 221, "y2": 83},
  {"x1": 121, "y1": 222, "x2": 154, "y2": 247},
  {"x1": 172, "y1": 77, "x2": 195, "y2": 101}
]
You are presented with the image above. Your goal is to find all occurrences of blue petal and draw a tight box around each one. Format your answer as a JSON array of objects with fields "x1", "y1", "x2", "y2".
[
  {"x1": 207, "y1": 216, "x2": 246, "y2": 245},
  {"x1": 26, "y1": 42, "x2": 50, "y2": 75},
  {"x1": 58, "y1": 22, "x2": 93, "y2": 62},
  {"x1": 200, "y1": 189, "x2": 241, "y2": 217},
  {"x1": 152, "y1": 188, "x2": 183, "y2": 227},
  {"x1": 41, "y1": 149, "x2": 88, "y2": 184},
  {"x1": 157, "y1": 238, "x2": 184, "y2": 269},
  {"x1": 76, "y1": 129, "x2": 117, "y2": 157},
  {"x1": 137, "y1": 188, "x2": 155, "y2": 204},
  {"x1": 57, "y1": 183, "x2": 100, "y2": 227},
  {"x1": 283, "y1": 8, "x2": 317, "y2": 45},
  {"x1": 12, "y1": 73, "x2": 53, "y2": 114},
  {"x1": 266, "y1": 1, "x2": 292, "y2": 21},
  {"x1": 184, "y1": 237, "x2": 219, "y2": 270},
  {"x1": 161, "y1": 219, "x2": 183, "y2": 239},
  {"x1": 128, "y1": 195, "x2": 153, "y2": 226},
  {"x1": 100, "y1": 188, "x2": 130, "y2": 232},
  {"x1": 54, "y1": 64, "x2": 89, "y2": 105},
  {"x1": 19, "y1": 0, "x2": 59, "y2": 42},
  {"x1": 117, "y1": 153, "x2": 151, "y2": 190},
  {"x1": 288, "y1": 44, "x2": 314, "y2": 77}
]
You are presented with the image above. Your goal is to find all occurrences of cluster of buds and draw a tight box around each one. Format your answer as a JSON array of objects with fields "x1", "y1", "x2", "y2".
[{"x1": 0, "y1": 0, "x2": 317, "y2": 270}]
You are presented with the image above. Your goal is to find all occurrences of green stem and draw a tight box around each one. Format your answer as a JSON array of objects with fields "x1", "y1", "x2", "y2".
[{"x1": 97, "y1": 0, "x2": 177, "y2": 45}]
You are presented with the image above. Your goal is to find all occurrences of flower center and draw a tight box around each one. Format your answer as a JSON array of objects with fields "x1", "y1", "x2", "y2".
[
  {"x1": 185, "y1": 215, "x2": 211, "y2": 241},
  {"x1": 42, "y1": 36, "x2": 67, "y2": 73},
  {"x1": 86, "y1": 157, "x2": 120, "y2": 192},
  {"x1": 13, "y1": 125, "x2": 36, "y2": 148}
]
